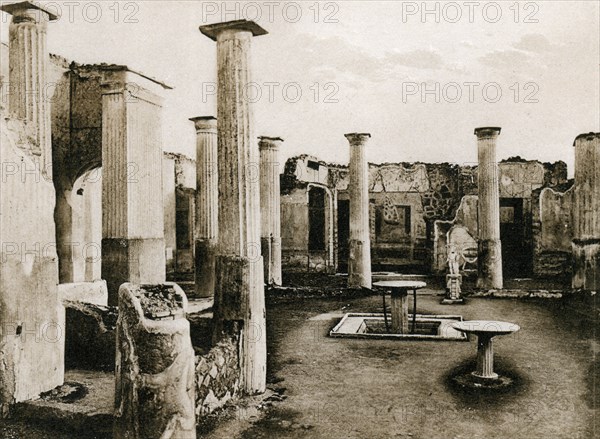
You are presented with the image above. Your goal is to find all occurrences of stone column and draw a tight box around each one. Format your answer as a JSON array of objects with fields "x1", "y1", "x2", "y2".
[
  {"x1": 346, "y1": 133, "x2": 372, "y2": 289},
  {"x1": 475, "y1": 127, "x2": 503, "y2": 290},
  {"x1": 572, "y1": 132, "x2": 600, "y2": 291},
  {"x1": 0, "y1": 1, "x2": 64, "y2": 409},
  {"x1": 101, "y1": 69, "x2": 167, "y2": 305},
  {"x1": 114, "y1": 283, "x2": 196, "y2": 438},
  {"x1": 191, "y1": 116, "x2": 218, "y2": 298},
  {"x1": 200, "y1": 20, "x2": 268, "y2": 394},
  {"x1": 259, "y1": 136, "x2": 284, "y2": 286},
  {"x1": 3, "y1": 1, "x2": 57, "y2": 178}
]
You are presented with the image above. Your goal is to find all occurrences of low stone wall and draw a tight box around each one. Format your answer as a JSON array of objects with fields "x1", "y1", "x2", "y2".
[
  {"x1": 59, "y1": 280, "x2": 108, "y2": 306},
  {"x1": 64, "y1": 301, "x2": 117, "y2": 371},
  {"x1": 195, "y1": 335, "x2": 240, "y2": 419},
  {"x1": 534, "y1": 251, "x2": 572, "y2": 278}
]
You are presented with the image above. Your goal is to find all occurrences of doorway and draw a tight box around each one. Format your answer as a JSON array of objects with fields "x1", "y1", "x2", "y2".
[
  {"x1": 337, "y1": 199, "x2": 350, "y2": 272},
  {"x1": 500, "y1": 198, "x2": 531, "y2": 277}
]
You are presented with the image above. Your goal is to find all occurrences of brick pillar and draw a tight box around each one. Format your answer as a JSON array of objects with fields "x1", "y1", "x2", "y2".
[
  {"x1": 346, "y1": 133, "x2": 372, "y2": 289},
  {"x1": 101, "y1": 69, "x2": 167, "y2": 304},
  {"x1": 572, "y1": 132, "x2": 600, "y2": 291},
  {"x1": 191, "y1": 116, "x2": 218, "y2": 297},
  {"x1": 259, "y1": 136, "x2": 283, "y2": 286},
  {"x1": 200, "y1": 20, "x2": 268, "y2": 394},
  {"x1": 475, "y1": 127, "x2": 503, "y2": 290}
]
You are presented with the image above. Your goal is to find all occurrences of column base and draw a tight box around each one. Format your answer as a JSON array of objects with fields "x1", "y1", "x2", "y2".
[
  {"x1": 348, "y1": 239, "x2": 372, "y2": 289},
  {"x1": 195, "y1": 239, "x2": 217, "y2": 298},
  {"x1": 471, "y1": 371, "x2": 499, "y2": 381},
  {"x1": 572, "y1": 239, "x2": 600, "y2": 291},
  {"x1": 441, "y1": 298, "x2": 465, "y2": 305},
  {"x1": 102, "y1": 238, "x2": 166, "y2": 305},
  {"x1": 477, "y1": 239, "x2": 503, "y2": 290}
]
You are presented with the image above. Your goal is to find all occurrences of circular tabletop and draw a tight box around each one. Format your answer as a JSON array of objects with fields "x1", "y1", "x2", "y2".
[
  {"x1": 452, "y1": 320, "x2": 520, "y2": 335},
  {"x1": 372, "y1": 280, "x2": 427, "y2": 289}
]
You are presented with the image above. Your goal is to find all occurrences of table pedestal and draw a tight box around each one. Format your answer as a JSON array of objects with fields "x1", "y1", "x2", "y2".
[
  {"x1": 390, "y1": 289, "x2": 409, "y2": 334},
  {"x1": 474, "y1": 334, "x2": 498, "y2": 380}
]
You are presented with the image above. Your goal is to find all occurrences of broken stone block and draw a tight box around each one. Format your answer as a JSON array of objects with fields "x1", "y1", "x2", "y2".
[
  {"x1": 59, "y1": 280, "x2": 108, "y2": 306},
  {"x1": 114, "y1": 282, "x2": 196, "y2": 438},
  {"x1": 65, "y1": 301, "x2": 117, "y2": 371}
]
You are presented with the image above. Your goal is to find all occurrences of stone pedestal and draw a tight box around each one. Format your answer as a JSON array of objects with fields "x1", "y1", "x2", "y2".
[
  {"x1": 200, "y1": 20, "x2": 268, "y2": 394},
  {"x1": 475, "y1": 127, "x2": 503, "y2": 290},
  {"x1": 259, "y1": 136, "x2": 284, "y2": 286},
  {"x1": 442, "y1": 274, "x2": 464, "y2": 304},
  {"x1": 390, "y1": 289, "x2": 409, "y2": 334},
  {"x1": 191, "y1": 116, "x2": 218, "y2": 298},
  {"x1": 0, "y1": 1, "x2": 64, "y2": 410},
  {"x1": 101, "y1": 70, "x2": 167, "y2": 304},
  {"x1": 572, "y1": 132, "x2": 600, "y2": 291},
  {"x1": 474, "y1": 335, "x2": 497, "y2": 380},
  {"x1": 346, "y1": 133, "x2": 372, "y2": 289},
  {"x1": 114, "y1": 283, "x2": 195, "y2": 438}
]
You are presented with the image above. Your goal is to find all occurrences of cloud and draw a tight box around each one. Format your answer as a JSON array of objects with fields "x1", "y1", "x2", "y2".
[
  {"x1": 478, "y1": 49, "x2": 532, "y2": 70},
  {"x1": 513, "y1": 33, "x2": 557, "y2": 53},
  {"x1": 384, "y1": 49, "x2": 445, "y2": 70}
]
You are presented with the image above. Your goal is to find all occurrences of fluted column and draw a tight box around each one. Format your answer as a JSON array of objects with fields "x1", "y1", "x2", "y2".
[
  {"x1": 0, "y1": 1, "x2": 64, "y2": 408},
  {"x1": 200, "y1": 20, "x2": 268, "y2": 394},
  {"x1": 259, "y1": 136, "x2": 284, "y2": 286},
  {"x1": 346, "y1": 133, "x2": 372, "y2": 289},
  {"x1": 101, "y1": 70, "x2": 167, "y2": 305},
  {"x1": 3, "y1": 1, "x2": 58, "y2": 179},
  {"x1": 191, "y1": 116, "x2": 218, "y2": 297},
  {"x1": 572, "y1": 132, "x2": 600, "y2": 290},
  {"x1": 474, "y1": 335, "x2": 498, "y2": 380},
  {"x1": 475, "y1": 127, "x2": 503, "y2": 290}
]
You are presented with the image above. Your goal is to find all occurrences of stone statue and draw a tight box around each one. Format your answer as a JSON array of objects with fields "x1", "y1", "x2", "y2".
[
  {"x1": 443, "y1": 244, "x2": 464, "y2": 304},
  {"x1": 447, "y1": 245, "x2": 460, "y2": 275}
]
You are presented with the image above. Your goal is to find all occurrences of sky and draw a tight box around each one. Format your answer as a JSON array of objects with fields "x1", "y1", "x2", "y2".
[{"x1": 1, "y1": 1, "x2": 599, "y2": 175}]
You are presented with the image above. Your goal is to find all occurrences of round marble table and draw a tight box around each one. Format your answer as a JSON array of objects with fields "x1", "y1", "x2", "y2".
[
  {"x1": 452, "y1": 320, "x2": 520, "y2": 380},
  {"x1": 373, "y1": 280, "x2": 427, "y2": 334}
]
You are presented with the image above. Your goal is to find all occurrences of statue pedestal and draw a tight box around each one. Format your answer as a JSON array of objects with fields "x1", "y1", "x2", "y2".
[{"x1": 442, "y1": 273, "x2": 464, "y2": 304}]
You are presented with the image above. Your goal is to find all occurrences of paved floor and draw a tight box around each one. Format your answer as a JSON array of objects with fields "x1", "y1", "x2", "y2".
[
  {"x1": 210, "y1": 291, "x2": 598, "y2": 439},
  {"x1": 1, "y1": 287, "x2": 597, "y2": 438}
]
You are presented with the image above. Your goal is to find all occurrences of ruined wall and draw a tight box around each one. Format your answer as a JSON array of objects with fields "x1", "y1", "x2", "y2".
[
  {"x1": 433, "y1": 195, "x2": 479, "y2": 273},
  {"x1": 195, "y1": 335, "x2": 240, "y2": 418},
  {"x1": 163, "y1": 156, "x2": 177, "y2": 273},
  {"x1": 70, "y1": 169, "x2": 102, "y2": 282},
  {"x1": 432, "y1": 159, "x2": 568, "y2": 275},
  {"x1": 282, "y1": 154, "x2": 569, "y2": 275},
  {"x1": 281, "y1": 187, "x2": 310, "y2": 269},
  {"x1": 52, "y1": 63, "x2": 103, "y2": 187},
  {"x1": 532, "y1": 185, "x2": 574, "y2": 277},
  {"x1": 162, "y1": 152, "x2": 196, "y2": 274}
]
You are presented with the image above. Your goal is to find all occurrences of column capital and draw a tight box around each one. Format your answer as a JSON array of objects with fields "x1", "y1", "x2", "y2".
[
  {"x1": 0, "y1": 1, "x2": 59, "y2": 21},
  {"x1": 345, "y1": 133, "x2": 371, "y2": 146},
  {"x1": 258, "y1": 136, "x2": 284, "y2": 150},
  {"x1": 573, "y1": 132, "x2": 600, "y2": 147},
  {"x1": 190, "y1": 116, "x2": 217, "y2": 132},
  {"x1": 200, "y1": 19, "x2": 268, "y2": 41},
  {"x1": 474, "y1": 127, "x2": 501, "y2": 139}
]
